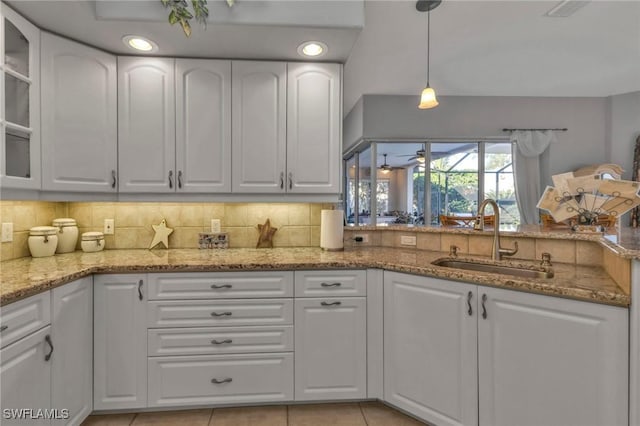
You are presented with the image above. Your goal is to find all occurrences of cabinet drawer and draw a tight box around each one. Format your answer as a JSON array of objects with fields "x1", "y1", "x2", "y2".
[
  {"x1": 295, "y1": 270, "x2": 367, "y2": 297},
  {"x1": 148, "y1": 325, "x2": 294, "y2": 356},
  {"x1": 148, "y1": 272, "x2": 293, "y2": 300},
  {"x1": 148, "y1": 352, "x2": 293, "y2": 407},
  {"x1": 0, "y1": 292, "x2": 51, "y2": 349},
  {"x1": 147, "y1": 299, "x2": 293, "y2": 328}
]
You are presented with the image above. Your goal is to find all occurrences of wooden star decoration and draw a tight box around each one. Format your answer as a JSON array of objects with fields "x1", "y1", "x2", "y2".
[
  {"x1": 256, "y1": 219, "x2": 277, "y2": 248},
  {"x1": 149, "y1": 219, "x2": 174, "y2": 249}
]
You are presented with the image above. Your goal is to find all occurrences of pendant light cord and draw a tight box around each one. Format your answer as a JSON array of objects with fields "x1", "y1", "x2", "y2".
[{"x1": 426, "y1": 10, "x2": 430, "y2": 87}]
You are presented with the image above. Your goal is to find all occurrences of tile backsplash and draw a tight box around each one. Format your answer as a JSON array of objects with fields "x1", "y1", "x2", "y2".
[{"x1": 0, "y1": 201, "x2": 332, "y2": 260}]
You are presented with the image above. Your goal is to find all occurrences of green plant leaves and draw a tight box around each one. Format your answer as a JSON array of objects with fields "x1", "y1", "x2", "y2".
[{"x1": 162, "y1": 0, "x2": 209, "y2": 37}]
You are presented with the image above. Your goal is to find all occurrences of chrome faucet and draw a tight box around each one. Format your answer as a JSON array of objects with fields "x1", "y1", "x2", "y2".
[{"x1": 474, "y1": 199, "x2": 518, "y2": 261}]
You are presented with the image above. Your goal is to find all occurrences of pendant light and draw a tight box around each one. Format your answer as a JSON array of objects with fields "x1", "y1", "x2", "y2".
[
  {"x1": 380, "y1": 154, "x2": 392, "y2": 174},
  {"x1": 417, "y1": 0, "x2": 441, "y2": 109}
]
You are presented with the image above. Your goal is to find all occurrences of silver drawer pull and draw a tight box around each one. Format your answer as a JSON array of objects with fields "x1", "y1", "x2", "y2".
[
  {"x1": 211, "y1": 284, "x2": 232, "y2": 289},
  {"x1": 0, "y1": 325, "x2": 7, "y2": 332},
  {"x1": 211, "y1": 339, "x2": 233, "y2": 345},
  {"x1": 321, "y1": 301, "x2": 342, "y2": 307},
  {"x1": 211, "y1": 377, "x2": 232, "y2": 384},
  {"x1": 321, "y1": 282, "x2": 342, "y2": 287},
  {"x1": 211, "y1": 311, "x2": 232, "y2": 317}
]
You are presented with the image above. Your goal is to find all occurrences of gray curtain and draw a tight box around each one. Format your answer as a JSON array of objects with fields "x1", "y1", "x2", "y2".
[{"x1": 511, "y1": 130, "x2": 556, "y2": 224}]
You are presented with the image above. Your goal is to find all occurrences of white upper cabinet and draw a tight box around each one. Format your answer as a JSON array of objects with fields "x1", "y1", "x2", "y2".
[
  {"x1": 41, "y1": 32, "x2": 117, "y2": 192},
  {"x1": 118, "y1": 57, "x2": 175, "y2": 193},
  {"x1": 176, "y1": 59, "x2": 231, "y2": 193},
  {"x1": 232, "y1": 61, "x2": 287, "y2": 193},
  {"x1": 0, "y1": 3, "x2": 40, "y2": 190},
  {"x1": 287, "y1": 63, "x2": 341, "y2": 194}
]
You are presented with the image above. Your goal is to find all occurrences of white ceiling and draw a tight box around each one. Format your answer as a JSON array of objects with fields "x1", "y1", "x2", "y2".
[
  {"x1": 7, "y1": 0, "x2": 640, "y2": 116},
  {"x1": 344, "y1": 0, "x2": 640, "y2": 114}
]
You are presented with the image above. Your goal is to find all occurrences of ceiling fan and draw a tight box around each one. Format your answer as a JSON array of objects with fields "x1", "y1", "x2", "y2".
[
  {"x1": 379, "y1": 154, "x2": 393, "y2": 173},
  {"x1": 398, "y1": 149, "x2": 426, "y2": 163}
]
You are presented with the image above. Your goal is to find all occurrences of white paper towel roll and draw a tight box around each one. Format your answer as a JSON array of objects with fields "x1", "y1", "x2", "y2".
[{"x1": 320, "y1": 210, "x2": 344, "y2": 251}]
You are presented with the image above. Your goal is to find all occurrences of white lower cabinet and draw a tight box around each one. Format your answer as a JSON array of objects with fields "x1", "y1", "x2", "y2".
[
  {"x1": 51, "y1": 277, "x2": 93, "y2": 426},
  {"x1": 384, "y1": 271, "x2": 629, "y2": 426},
  {"x1": 294, "y1": 297, "x2": 367, "y2": 401},
  {"x1": 93, "y1": 274, "x2": 147, "y2": 410},
  {"x1": 384, "y1": 271, "x2": 478, "y2": 426},
  {"x1": 478, "y1": 286, "x2": 628, "y2": 426},
  {"x1": 148, "y1": 352, "x2": 294, "y2": 407},
  {"x1": 0, "y1": 326, "x2": 52, "y2": 426}
]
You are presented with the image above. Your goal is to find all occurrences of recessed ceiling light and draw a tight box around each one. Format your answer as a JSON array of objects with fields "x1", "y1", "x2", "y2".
[
  {"x1": 122, "y1": 35, "x2": 158, "y2": 52},
  {"x1": 297, "y1": 41, "x2": 327, "y2": 58}
]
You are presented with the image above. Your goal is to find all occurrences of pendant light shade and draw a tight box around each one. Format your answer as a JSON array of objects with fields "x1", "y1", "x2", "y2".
[
  {"x1": 417, "y1": 1, "x2": 441, "y2": 109},
  {"x1": 418, "y1": 86, "x2": 439, "y2": 109}
]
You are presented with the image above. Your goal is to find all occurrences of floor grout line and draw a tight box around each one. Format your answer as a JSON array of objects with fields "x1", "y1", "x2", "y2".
[
  {"x1": 359, "y1": 402, "x2": 370, "y2": 426},
  {"x1": 208, "y1": 407, "x2": 215, "y2": 426},
  {"x1": 128, "y1": 413, "x2": 137, "y2": 426}
]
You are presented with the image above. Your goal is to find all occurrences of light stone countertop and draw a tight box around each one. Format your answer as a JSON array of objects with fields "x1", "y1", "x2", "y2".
[{"x1": 0, "y1": 247, "x2": 629, "y2": 307}]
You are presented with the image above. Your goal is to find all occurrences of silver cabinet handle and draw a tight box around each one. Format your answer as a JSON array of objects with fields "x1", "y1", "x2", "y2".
[
  {"x1": 321, "y1": 282, "x2": 342, "y2": 287},
  {"x1": 211, "y1": 284, "x2": 232, "y2": 289},
  {"x1": 279, "y1": 172, "x2": 284, "y2": 189},
  {"x1": 44, "y1": 335, "x2": 54, "y2": 361},
  {"x1": 111, "y1": 170, "x2": 117, "y2": 188},
  {"x1": 321, "y1": 301, "x2": 341, "y2": 306},
  {"x1": 168, "y1": 170, "x2": 174, "y2": 189},
  {"x1": 211, "y1": 311, "x2": 232, "y2": 317},
  {"x1": 211, "y1": 339, "x2": 232, "y2": 345},
  {"x1": 0, "y1": 325, "x2": 7, "y2": 332},
  {"x1": 138, "y1": 280, "x2": 144, "y2": 301},
  {"x1": 211, "y1": 378, "x2": 232, "y2": 384},
  {"x1": 482, "y1": 294, "x2": 487, "y2": 319},
  {"x1": 178, "y1": 170, "x2": 183, "y2": 189},
  {"x1": 467, "y1": 291, "x2": 473, "y2": 316},
  {"x1": 288, "y1": 172, "x2": 293, "y2": 190}
]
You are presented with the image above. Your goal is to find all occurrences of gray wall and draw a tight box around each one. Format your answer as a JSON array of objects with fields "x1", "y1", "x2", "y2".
[
  {"x1": 608, "y1": 91, "x2": 640, "y2": 180},
  {"x1": 344, "y1": 94, "x2": 609, "y2": 185}
]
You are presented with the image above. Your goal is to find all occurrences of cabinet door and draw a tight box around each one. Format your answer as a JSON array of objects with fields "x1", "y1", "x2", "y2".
[
  {"x1": 0, "y1": 326, "x2": 51, "y2": 426},
  {"x1": 41, "y1": 32, "x2": 117, "y2": 192},
  {"x1": 51, "y1": 277, "x2": 92, "y2": 426},
  {"x1": 0, "y1": 3, "x2": 41, "y2": 190},
  {"x1": 287, "y1": 63, "x2": 341, "y2": 194},
  {"x1": 176, "y1": 59, "x2": 231, "y2": 193},
  {"x1": 478, "y1": 287, "x2": 628, "y2": 426},
  {"x1": 294, "y1": 297, "x2": 366, "y2": 401},
  {"x1": 231, "y1": 61, "x2": 286, "y2": 193},
  {"x1": 118, "y1": 57, "x2": 175, "y2": 193},
  {"x1": 93, "y1": 274, "x2": 147, "y2": 410},
  {"x1": 384, "y1": 272, "x2": 478, "y2": 426}
]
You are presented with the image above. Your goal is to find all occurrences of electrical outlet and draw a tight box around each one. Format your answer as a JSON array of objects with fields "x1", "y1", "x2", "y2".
[
  {"x1": 104, "y1": 219, "x2": 115, "y2": 235},
  {"x1": 354, "y1": 234, "x2": 369, "y2": 243},
  {"x1": 400, "y1": 235, "x2": 417, "y2": 246},
  {"x1": 1, "y1": 223, "x2": 13, "y2": 242},
  {"x1": 211, "y1": 219, "x2": 221, "y2": 233}
]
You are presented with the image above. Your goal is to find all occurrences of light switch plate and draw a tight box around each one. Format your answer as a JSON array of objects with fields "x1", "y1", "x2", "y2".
[
  {"x1": 211, "y1": 219, "x2": 221, "y2": 233},
  {"x1": 1, "y1": 223, "x2": 13, "y2": 242},
  {"x1": 400, "y1": 235, "x2": 417, "y2": 246},
  {"x1": 104, "y1": 219, "x2": 115, "y2": 235}
]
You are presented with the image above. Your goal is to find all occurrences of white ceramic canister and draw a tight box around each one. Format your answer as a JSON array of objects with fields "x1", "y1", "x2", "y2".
[
  {"x1": 28, "y1": 226, "x2": 59, "y2": 258},
  {"x1": 81, "y1": 232, "x2": 105, "y2": 253},
  {"x1": 52, "y1": 218, "x2": 78, "y2": 253}
]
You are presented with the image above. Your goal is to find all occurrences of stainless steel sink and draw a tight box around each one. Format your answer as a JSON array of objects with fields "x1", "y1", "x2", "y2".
[{"x1": 432, "y1": 258, "x2": 554, "y2": 279}]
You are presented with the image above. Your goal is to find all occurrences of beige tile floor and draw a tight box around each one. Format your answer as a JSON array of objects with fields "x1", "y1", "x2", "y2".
[{"x1": 81, "y1": 402, "x2": 427, "y2": 426}]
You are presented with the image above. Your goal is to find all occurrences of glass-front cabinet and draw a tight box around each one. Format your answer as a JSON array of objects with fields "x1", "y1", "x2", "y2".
[{"x1": 0, "y1": 3, "x2": 40, "y2": 189}]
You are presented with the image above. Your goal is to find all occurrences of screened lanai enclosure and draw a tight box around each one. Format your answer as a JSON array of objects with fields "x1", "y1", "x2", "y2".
[{"x1": 344, "y1": 141, "x2": 520, "y2": 228}]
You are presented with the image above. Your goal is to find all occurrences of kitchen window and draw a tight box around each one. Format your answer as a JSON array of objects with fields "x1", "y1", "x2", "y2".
[{"x1": 345, "y1": 141, "x2": 520, "y2": 227}]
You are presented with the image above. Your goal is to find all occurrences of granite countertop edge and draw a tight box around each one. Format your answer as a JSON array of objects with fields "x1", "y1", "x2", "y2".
[{"x1": 0, "y1": 248, "x2": 629, "y2": 308}]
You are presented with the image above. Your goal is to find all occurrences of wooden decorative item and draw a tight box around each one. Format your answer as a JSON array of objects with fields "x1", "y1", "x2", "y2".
[
  {"x1": 149, "y1": 219, "x2": 174, "y2": 249},
  {"x1": 631, "y1": 135, "x2": 640, "y2": 227},
  {"x1": 256, "y1": 219, "x2": 277, "y2": 248}
]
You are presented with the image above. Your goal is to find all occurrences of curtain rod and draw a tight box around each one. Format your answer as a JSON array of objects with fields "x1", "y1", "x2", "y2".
[{"x1": 502, "y1": 128, "x2": 568, "y2": 132}]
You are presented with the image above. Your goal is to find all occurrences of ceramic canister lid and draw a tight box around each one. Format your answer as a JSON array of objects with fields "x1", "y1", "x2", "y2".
[
  {"x1": 52, "y1": 218, "x2": 77, "y2": 227},
  {"x1": 82, "y1": 231, "x2": 105, "y2": 241},
  {"x1": 29, "y1": 226, "x2": 59, "y2": 236}
]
